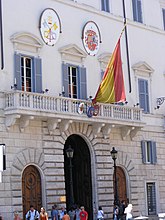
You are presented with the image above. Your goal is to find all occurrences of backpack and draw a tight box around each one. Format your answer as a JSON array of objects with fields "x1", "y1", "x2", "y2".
[
  {"x1": 27, "y1": 210, "x2": 39, "y2": 220},
  {"x1": 119, "y1": 204, "x2": 124, "y2": 216}
]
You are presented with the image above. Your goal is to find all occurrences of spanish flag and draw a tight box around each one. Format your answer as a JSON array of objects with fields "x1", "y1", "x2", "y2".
[{"x1": 93, "y1": 39, "x2": 126, "y2": 104}]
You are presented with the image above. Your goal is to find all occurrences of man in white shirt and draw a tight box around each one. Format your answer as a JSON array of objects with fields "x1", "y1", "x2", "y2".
[{"x1": 26, "y1": 205, "x2": 39, "y2": 220}]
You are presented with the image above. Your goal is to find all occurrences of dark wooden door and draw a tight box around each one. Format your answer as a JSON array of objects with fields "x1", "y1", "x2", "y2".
[
  {"x1": 64, "y1": 134, "x2": 93, "y2": 220},
  {"x1": 114, "y1": 166, "x2": 127, "y2": 204},
  {"x1": 22, "y1": 165, "x2": 42, "y2": 219}
]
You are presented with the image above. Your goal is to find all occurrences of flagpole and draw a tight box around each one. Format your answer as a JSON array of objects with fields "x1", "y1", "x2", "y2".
[
  {"x1": 122, "y1": 0, "x2": 132, "y2": 93},
  {"x1": 0, "y1": 0, "x2": 4, "y2": 70}
]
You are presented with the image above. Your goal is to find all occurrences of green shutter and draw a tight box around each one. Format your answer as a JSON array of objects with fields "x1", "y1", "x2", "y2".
[
  {"x1": 137, "y1": 0, "x2": 143, "y2": 23},
  {"x1": 14, "y1": 53, "x2": 22, "y2": 90},
  {"x1": 79, "y1": 67, "x2": 87, "y2": 100},
  {"x1": 141, "y1": 140, "x2": 146, "y2": 163},
  {"x1": 151, "y1": 141, "x2": 157, "y2": 164},
  {"x1": 33, "y1": 57, "x2": 42, "y2": 93},
  {"x1": 101, "y1": 0, "x2": 105, "y2": 11},
  {"x1": 101, "y1": 70, "x2": 104, "y2": 80},
  {"x1": 62, "y1": 63, "x2": 69, "y2": 97},
  {"x1": 138, "y1": 79, "x2": 149, "y2": 113},
  {"x1": 163, "y1": 9, "x2": 165, "y2": 30},
  {"x1": 106, "y1": 0, "x2": 110, "y2": 12},
  {"x1": 132, "y1": 0, "x2": 137, "y2": 21}
]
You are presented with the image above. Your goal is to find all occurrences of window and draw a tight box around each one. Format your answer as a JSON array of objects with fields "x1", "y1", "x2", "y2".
[
  {"x1": 138, "y1": 78, "x2": 149, "y2": 113},
  {"x1": 162, "y1": 8, "x2": 165, "y2": 30},
  {"x1": 146, "y1": 182, "x2": 156, "y2": 215},
  {"x1": 132, "y1": 0, "x2": 143, "y2": 23},
  {"x1": 141, "y1": 141, "x2": 157, "y2": 164},
  {"x1": 101, "y1": 0, "x2": 110, "y2": 13},
  {"x1": 62, "y1": 63, "x2": 87, "y2": 99},
  {"x1": 14, "y1": 53, "x2": 42, "y2": 93}
]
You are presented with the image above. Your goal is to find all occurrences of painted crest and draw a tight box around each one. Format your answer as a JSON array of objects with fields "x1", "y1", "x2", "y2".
[
  {"x1": 39, "y1": 8, "x2": 62, "y2": 46},
  {"x1": 82, "y1": 21, "x2": 101, "y2": 56}
]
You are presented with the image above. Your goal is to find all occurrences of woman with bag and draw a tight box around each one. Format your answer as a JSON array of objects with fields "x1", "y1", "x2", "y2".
[{"x1": 97, "y1": 206, "x2": 104, "y2": 220}]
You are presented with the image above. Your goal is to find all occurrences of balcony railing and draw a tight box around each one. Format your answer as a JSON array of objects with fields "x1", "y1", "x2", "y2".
[{"x1": 4, "y1": 91, "x2": 143, "y2": 123}]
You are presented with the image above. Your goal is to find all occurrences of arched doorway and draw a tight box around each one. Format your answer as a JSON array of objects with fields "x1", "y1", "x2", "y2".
[
  {"x1": 113, "y1": 166, "x2": 128, "y2": 204},
  {"x1": 64, "y1": 134, "x2": 93, "y2": 220},
  {"x1": 22, "y1": 165, "x2": 42, "y2": 220}
]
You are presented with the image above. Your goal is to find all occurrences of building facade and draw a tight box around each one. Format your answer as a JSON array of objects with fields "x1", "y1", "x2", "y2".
[{"x1": 0, "y1": 0, "x2": 165, "y2": 219}]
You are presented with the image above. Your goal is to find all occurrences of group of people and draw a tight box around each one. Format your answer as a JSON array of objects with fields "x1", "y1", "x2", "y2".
[
  {"x1": 15, "y1": 204, "x2": 89, "y2": 220},
  {"x1": 4, "y1": 201, "x2": 132, "y2": 220},
  {"x1": 113, "y1": 201, "x2": 133, "y2": 220},
  {"x1": 25, "y1": 205, "x2": 47, "y2": 220},
  {"x1": 51, "y1": 205, "x2": 88, "y2": 220}
]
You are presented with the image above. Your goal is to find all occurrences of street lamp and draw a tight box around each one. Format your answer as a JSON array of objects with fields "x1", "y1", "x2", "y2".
[
  {"x1": 110, "y1": 147, "x2": 119, "y2": 206},
  {"x1": 66, "y1": 145, "x2": 74, "y2": 208}
]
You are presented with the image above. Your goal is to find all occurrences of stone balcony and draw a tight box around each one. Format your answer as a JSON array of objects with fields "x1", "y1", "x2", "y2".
[{"x1": 4, "y1": 91, "x2": 145, "y2": 138}]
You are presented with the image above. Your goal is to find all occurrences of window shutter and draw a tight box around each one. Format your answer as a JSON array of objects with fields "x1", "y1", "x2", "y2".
[
  {"x1": 162, "y1": 9, "x2": 165, "y2": 30},
  {"x1": 14, "y1": 53, "x2": 22, "y2": 90},
  {"x1": 33, "y1": 57, "x2": 42, "y2": 93},
  {"x1": 101, "y1": 70, "x2": 104, "y2": 80},
  {"x1": 106, "y1": 0, "x2": 110, "y2": 12},
  {"x1": 132, "y1": 0, "x2": 137, "y2": 21},
  {"x1": 151, "y1": 141, "x2": 157, "y2": 164},
  {"x1": 138, "y1": 79, "x2": 149, "y2": 113},
  {"x1": 62, "y1": 63, "x2": 69, "y2": 97},
  {"x1": 78, "y1": 67, "x2": 87, "y2": 100},
  {"x1": 101, "y1": 0, "x2": 105, "y2": 11},
  {"x1": 141, "y1": 140, "x2": 146, "y2": 163},
  {"x1": 137, "y1": 0, "x2": 143, "y2": 23}
]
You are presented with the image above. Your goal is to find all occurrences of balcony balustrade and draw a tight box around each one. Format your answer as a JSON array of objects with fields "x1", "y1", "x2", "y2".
[{"x1": 4, "y1": 91, "x2": 145, "y2": 138}]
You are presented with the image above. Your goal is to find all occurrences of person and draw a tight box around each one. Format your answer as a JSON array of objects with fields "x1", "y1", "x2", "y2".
[
  {"x1": 75, "y1": 205, "x2": 81, "y2": 220},
  {"x1": 97, "y1": 206, "x2": 104, "y2": 220},
  {"x1": 51, "y1": 205, "x2": 59, "y2": 220},
  {"x1": 39, "y1": 207, "x2": 48, "y2": 220},
  {"x1": 59, "y1": 206, "x2": 65, "y2": 220},
  {"x1": 124, "y1": 204, "x2": 133, "y2": 220},
  {"x1": 120, "y1": 200, "x2": 126, "y2": 220},
  {"x1": 62, "y1": 211, "x2": 70, "y2": 220},
  {"x1": 14, "y1": 211, "x2": 22, "y2": 220},
  {"x1": 68, "y1": 207, "x2": 75, "y2": 220},
  {"x1": 26, "y1": 205, "x2": 39, "y2": 220},
  {"x1": 113, "y1": 205, "x2": 119, "y2": 220},
  {"x1": 79, "y1": 206, "x2": 88, "y2": 220}
]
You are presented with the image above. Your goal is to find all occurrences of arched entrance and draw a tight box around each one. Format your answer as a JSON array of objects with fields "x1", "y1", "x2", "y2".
[
  {"x1": 64, "y1": 134, "x2": 93, "y2": 220},
  {"x1": 22, "y1": 165, "x2": 42, "y2": 220},
  {"x1": 114, "y1": 166, "x2": 128, "y2": 204}
]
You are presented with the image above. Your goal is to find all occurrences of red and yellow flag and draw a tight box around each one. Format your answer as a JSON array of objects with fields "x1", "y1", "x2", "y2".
[{"x1": 93, "y1": 39, "x2": 126, "y2": 104}]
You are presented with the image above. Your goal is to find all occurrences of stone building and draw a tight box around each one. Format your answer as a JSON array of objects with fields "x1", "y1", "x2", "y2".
[{"x1": 0, "y1": 0, "x2": 165, "y2": 219}]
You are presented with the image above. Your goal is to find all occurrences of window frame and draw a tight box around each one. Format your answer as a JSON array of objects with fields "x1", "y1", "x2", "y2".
[
  {"x1": 132, "y1": 0, "x2": 143, "y2": 23},
  {"x1": 21, "y1": 56, "x2": 32, "y2": 92},
  {"x1": 138, "y1": 78, "x2": 150, "y2": 113},
  {"x1": 14, "y1": 53, "x2": 42, "y2": 93},
  {"x1": 101, "y1": 0, "x2": 110, "y2": 13},
  {"x1": 146, "y1": 182, "x2": 157, "y2": 216},
  {"x1": 162, "y1": 8, "x2": 165, "y2": 30},
  {"x1": 141, "y1": 140, "x2": 157, "y2": 164},
  {"x1": 62, "y1": 63, "x2": 87, "y2": 100}
]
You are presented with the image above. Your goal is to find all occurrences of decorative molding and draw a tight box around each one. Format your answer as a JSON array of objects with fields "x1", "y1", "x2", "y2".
[
  {"x1": 59, "y1": 44, "x2": 87, "y2": 63},
  {"x1": 132, "y1": 61, "x2": 154, "y2": 77},
  {"x1": 130, "y1": 127, "x2": 141, "y2": 140},
  {"x1": 5, "y1": 114, "x2": 21, "y2": 131},
  {"x1": 121, "y1": 126, "x2": 135, "y2": 140},
  {"x1": 60, "y1": 119, "x2": 73, "y2": 133},
  {"x1": 98, "y1": 53, "x2": 111, "y2": 70},
  {"x1": 92, "y1": 123, "x2": 105, "y2": 137},
  {"x1": 102, "y1": 124, "x2": 115, "y2": 139},
  {"x1": 47, "y1": 118, "x2": 61, "y2": 135},
  {"x1": 20, "y1": 116, "x2": 34, "y2": 132},
  {"x1": 11, "y1": 32, "x2": 43, "y2": 54}
]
